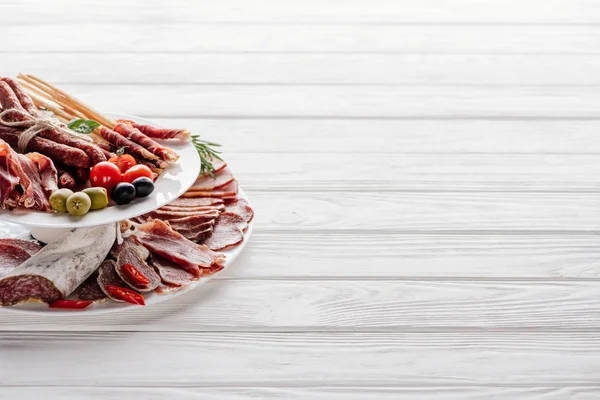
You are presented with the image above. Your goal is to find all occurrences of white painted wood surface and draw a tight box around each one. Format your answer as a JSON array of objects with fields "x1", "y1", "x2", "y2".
[{"x1": 2, "y1": 1, "x2": 600, "y2": 398}]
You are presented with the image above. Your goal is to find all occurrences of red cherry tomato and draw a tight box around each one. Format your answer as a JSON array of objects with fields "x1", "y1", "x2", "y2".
[
  {"x1": 123, "y1": 164, "x2": 153, "y2": 184},
  {"x1": 108, "y1": 153, "x2": 137, "y2": 173},
  {"x1": 90, "y1": 161, "x2": 122, "y2": 191}
]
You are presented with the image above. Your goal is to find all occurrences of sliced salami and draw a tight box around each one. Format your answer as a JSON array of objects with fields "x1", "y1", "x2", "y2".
[
  {"x1": 116, "y1": 247, "x2": 161, "y2": 292},
  {"x1": 203, "y1": 212, "x2": 248, "y2": 251},
  {"x1": 74, "y1": 271, "x2": 107, "y2": 302},
  {"x1": 0, "y1": 239, "x2": 42, "y2": 256},
  {"x1": 97, "y1": 260, "x2": 131, "y2": 302},
  {"x1": 0, "y1": 243, "x2": 33, "y2": 277}
]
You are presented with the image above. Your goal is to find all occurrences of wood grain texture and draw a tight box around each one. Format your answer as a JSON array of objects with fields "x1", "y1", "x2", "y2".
[
  {"x1": 3, "y1": 280, "x2": 600, "y2": 331},
  {"x1": 1, "y1": 332, "x2": 600, "y2": 386},
  {"x1": 4, "y1": 24, "x2": 600, "y2": 54},
  {"x1": 2, "y1": 387, "x2": 599, "y2": 400},
  {"x1": 22, "y1": 84, "x2": 600, "y2": 118}
]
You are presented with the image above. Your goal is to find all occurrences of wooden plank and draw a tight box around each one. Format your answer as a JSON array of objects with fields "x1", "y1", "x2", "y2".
[
  {"x1": 4, "y1": 280, "x2": 600, "y2": 331},
  {"x1": 24, "y1": 84, "x2": 600, "y2": 118},
  {"x1": 8, "y1": 54, "x2": 600, "y2": 85},
  {"x1": 225, "y1": 153, "x2": 600, "y2": 192},
  {"x1": 155, "y1": 118, "x2": 600, "y2": 154},
  {"x1": 3, "y1": 0, "x2": 600, "y2": 24},
  {"x1": 0, "y1": 332, "x2": 599, "y2": 385},
  {"x1": 223, "y1": 232, "x2": 600, "y2": 279},
  {"x1": 3, "y1": 24, "x2": 600, "y2": 54},
  {"x1": 248, "y1": 192, "x2": 600, "y2": 232},
  {"x1": 2, "y1": 386, "x2": 599, "y2": 400}
]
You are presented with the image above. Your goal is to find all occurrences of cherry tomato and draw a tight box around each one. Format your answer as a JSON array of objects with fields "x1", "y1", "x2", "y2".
[
  {"x1": 90, "y1": 161, "x2": 122, "y2": 192},
  {"x1": 108, "y1": 153, "x2": 137, "y2": 173},
  {"x1": 123, "y1": 164, "x2": 153, "y2": 184}
]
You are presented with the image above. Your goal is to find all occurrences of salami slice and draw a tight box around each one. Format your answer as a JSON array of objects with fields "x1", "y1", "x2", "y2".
[
  {"x1": 0, "y1": 239, "x2": 41, "y2": 256},
  {"x1": 203, "y1": 212, "x2": 248, "y2": 251},
  {"x1": 74, "y1": 271, "x2": 107, "y2": 302},
  {"x1": 150, "y1": 254, "x2": 196, "y2": 286},
  {"x1": 97, "y1": 260, "x2": 128, "y2": 302},
  {"x1": 0, "y1": 244, "x2": 33, "y2": 277},
  {"x1": 224, "y1": 198, "x2": 254, "y2": 223},
  {"x1": 116, "y1": 247, "x2": 161, "y2": 292},
  {"x1": 0, "y1": 224, "x2": 116, "y2": 306}
]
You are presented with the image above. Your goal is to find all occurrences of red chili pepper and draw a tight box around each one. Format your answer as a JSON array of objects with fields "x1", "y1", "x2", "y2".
[
  {"x1": 121, "y1": 263, "x2": 150, "y2": 287},
  {"x1": 106, "y1": 285, "x2": 146, "y2": 306},
  {"x1": 49, "y1": 299, "x2": 92, "y2": 310}
]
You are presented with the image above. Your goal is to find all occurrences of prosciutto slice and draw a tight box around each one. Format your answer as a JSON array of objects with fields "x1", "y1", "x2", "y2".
[
  {"x1": 114, "y1": 123, "x2": 178, "y2": 162},
  {"x1": 169, "y1": 197, "x2": 224, "y2": 208},
  {"x1": 146, "y1": 208, "x2": 220, "y2": 220},
  {"x1": 16, "y1": 153, "x2": 51, "y2": 211},
  {"x1": 26, "y1": 152, "x2": 58, "y2": 197},
  {"x1": 133, "y1": 219, "x2": 225, "y2": 276},
  {"x1": 159, "y1": 204, "x2": 224, "y2": 213},
  {"x1": 225, "y1": 198, "x2": 254, "y2": 223},
  {"x1": 131, "y1": 123, "x2": 191, "y2": 141},
  {"x1": 0, "y1": 139, "x2": 21, "y2": 207},
  {"x1": 98, "y1": 126, "x2": 158, "y2": 161},
  {"x1": 182, "y1": 180, "x2": 238, "y2": 199},
  {"x1": 203, "y1": 212, "x2": 248, "y2": 251},
  {"x1": 189, "y1": 167, "x2": 234, "y2": 191},
  {"x1": 162, "y1": 214, "x2": 218, "y2": 227}
]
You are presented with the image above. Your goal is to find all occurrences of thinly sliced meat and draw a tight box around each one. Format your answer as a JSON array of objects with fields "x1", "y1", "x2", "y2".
[
  {"x1": 114, "y1": 123, "x2": 178, "y2": 162},
  {"x1": 131, "y1": 123, "x2": 191, "y2": 141},
  {"x1": 203, "y1": 212, "x2": 248, "y2": 251},
  {"x1": 163, "y1": 214, "x2": 218, "y2": 227},
  {"x1": 150, "y1": 254, "x2": 196, "y2": 286},
  {"x1": 166, "y1": 218, "x2": 215, "y2": 232},
  {"x1": 0, "y1": 243, "x2": 32, "y2": 277},
  {"x1": 133, "y1": 219, "x2": 225, "y2": 276},
  {"x1": 225, "y1": 197, "x2": 254, "y2": 223},
  {"x1": 169, "y1": 197, "x2": 224, "y2": 207},
  {"x1": 146, "y1": 208, "x2": 220, "y2": 220},
  {"x1": 97, "y1": 260, "x2": 130, "y2": 302},
  {"x1": 98, "y1": 126, "x2": 158, "y2": 161},
  {"x1": 116, "y1": 247, "x2": 160, "y2": 292},
  {"x1": 0, "y1": 224, "x2": 116, "y2": 306},
  {"x1": 26, "y1": 152, "x2": 58, "y2": 197},
  {"x1": 155, "y1": 282, "x2": 182, "y2": 294},
  {"x1": 16, "y1": 153, "x2": 51, "y2": 211},
  {"x1": 0, "y1": 239, "x2": 41, "y2": 256},
  {"x1": 0, "y1": 127, "x2": 91, "y2": 168},
  {"x1": 183, "y1": 180, "x2": 238, "y2": 199},
  {"x1": 190, "y1": 167, "x2": 234, "y2": 191},
  {"x1": 0, "y1": 137, "x2": 21, "y2": 207},
  {"x1": 74, "y1": 271, "x2": 107, "y2": 302},
  {"x1": 180, "y1": 226, "x2": 214, "y2": 242},
  {"x1": 110, "y1": 236, "x2": 150, "y2": 260},
  {"x1": 208, "y1": 158, "x2": 227, "y2": 175},
  {"x1": 159, "y1": 204, "x2": 225, "y2": 213}
]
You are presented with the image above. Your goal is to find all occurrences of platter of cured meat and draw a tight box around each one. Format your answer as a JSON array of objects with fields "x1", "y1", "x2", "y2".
[{"x1": 0, "y1": 74, "x2": 254, "y2": 313}]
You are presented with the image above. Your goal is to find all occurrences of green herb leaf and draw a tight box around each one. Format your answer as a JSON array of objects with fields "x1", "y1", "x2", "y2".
[
  {"x1": 67, "y1": 119, "x2": 100, "y2": 134},
  {"x1": 191, "y1": 135, "x2": 222, "y2": 177}
]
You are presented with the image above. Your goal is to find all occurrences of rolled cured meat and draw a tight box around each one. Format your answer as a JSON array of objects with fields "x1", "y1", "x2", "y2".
[
  {"x1": 114, "y1": 123, "x2": 178, "y2": 162},
  {"x1": 26, "y1": 152, "x2": 58, "y2": 197},
  {"x1": 0, "y1": 224, "x2": 116, "y2": 306},
  {"x1": 131, "y1": 123, "x2": 190, "y2": 141},
  {"x1": 97, "y1": 126, "x2": 158, "y2": 161}
]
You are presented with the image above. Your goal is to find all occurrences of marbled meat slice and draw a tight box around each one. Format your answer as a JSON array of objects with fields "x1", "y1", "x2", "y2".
[
  {"x1": 0, "y1": 239, "x2": 41, "y2": 256},
  {"x1": 0, "y1": 243, "x2": 33, "y2": 277},
  {"x1": 110, "y1": 236, "x2": 150, "y2": 260},
  {"x1": 182, "y1": 180, "x2": 238, "y2": 199},
  {"x1": 116, "y1": 247, "x2": 160, "y2": 292},
  {"x1": 181, "y1": 226, "x2": 214, "y2": 243},
  {"x1": 225, "y1": 197, "x2": 254, "y2": 223},
  {"x1": 26, "y1": 152, "x2": 58, "y2": 197},
  {"x1": 171, "y1": 219, "x2": 215, "y2": 234},
  {"x1": 203, "y1": 212, "x2": 248, "y2": 251},
  {"x1": 0, "y1": 224, "x2": 115, "y2": 306},
  {"x1": 159, "y1": 204, "x2": 225, "y2": 213},
  {"x1": 74, "y1": 271, "x2": 107, "y2": 302},
  {"x1": 15, "y1": 153, "x2": 51, "y2": 211},
  {"x1": 0, "y1": 140, "x2": 21, "y2": 207},
  {"x1": 133, "y1": 219, "x2": 225, "y2": 276},
  {"x1": 114, "y1": 123, "x2": 179, "y2": 162},
  {"x1": 150, "y1": 254, "x2": 196, "y2": 286},
  {"x1": 155, "y1": 282, "x2": 183, "y2": 294},
  {"x1": 131, "y1": 123, "x2": 191, "y2": 141},
  {"x1": 169, "y1": 197, "x2": 224, "y2": 208},
  {"x1": 163, "y1": 214, "x2": 218, "y2": 228},
  {"x1": 190, "y1": 167, "x2": 234, "y2": 191},
  {"x1": 146, "y1": 208, "x2": 220, "y2": 220},
  {"x1": 97, "y1": 260, "x2": 133, "y2": 302}
]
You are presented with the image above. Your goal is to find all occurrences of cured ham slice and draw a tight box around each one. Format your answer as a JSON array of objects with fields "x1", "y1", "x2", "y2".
[
  {"x1": 203, "y1": 212, "x2": 248, "y2": 251},
  {"x1": 26, "y1": 152, "x2": 58, "y2": 197},
  {"x1": 169, "y1": 197, "x2": 224, "y2": 208},
  {"x1": 131, "y1": 123, "x2": 191, "y2": 141},
  {"x1": 146, "y1": 208, "x2": 220, "y2": 220},
  {"x1": 116, "y1": 247, "x2": 161, "y2": 292},
  {"x1": 0, "y1": 224, "x2": 116, "y2": 306},
  {"x1": 190, "y1": 167, "x2": 234, "y2": 191},
  {"x1": 114, "y1": 123, "x2": 178, "y2": 162},
  {"x1": 165, "y1": 218, "x2": 215, "y2": 232},
  {"x1": 225, "y1": 198, "x2": 254, "y2": 223},
  {"x1": 98, "y1": 126, "x2": 158, "y2": 161},
  {"x1": 133, "y1": 219, "x2": 225, "y2": 276},
  {"x1": 162, "y1": 214, "x2": 217, "y2": 227},
  {"x1": 182, "y1": 180, "x2": 238, "y2": 199},
  {"x1": 0, "y1": 243, "x2": 33, "y2": 277},
  {"x1": 180, "y1": 226, "x2": 214, "y2": 243},
  {"x1": 16, "y1": 153, "x2": 51, "y2": 211},
  {"x1": 0, "y1": 138, "x2": 21, "y2": 207},
  {"x1": 0, "y1": 239, "x2": 41, "y2": 256},
  {"x1": 208, "y1": 158, "x2": 227, "y2": 175},
  {"x1": 150, "y1": 254, "x2": 196, "y2": 286},
  {"x1": 74, "y1": 271, "x2": 107, "y2": 302},
  {"x1": 160, "y1": 204, "x2": 224, "y2": 213},
  {"x1": 110, "y1": 236, "x2": 150, "y2": 260}
]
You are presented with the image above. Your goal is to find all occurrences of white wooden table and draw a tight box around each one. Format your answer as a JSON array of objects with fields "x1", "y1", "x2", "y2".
[{"x1": 2, "y1": 1, "x2": 600, "y2": 398}]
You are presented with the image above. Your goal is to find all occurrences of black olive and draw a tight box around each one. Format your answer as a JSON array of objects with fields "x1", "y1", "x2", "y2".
[
  {"x1": 132, "y1": 177, "x2": 155, "y2": 198},
  {"x1": 111, "y1": 182, "x2": 136, "y2": 205}
]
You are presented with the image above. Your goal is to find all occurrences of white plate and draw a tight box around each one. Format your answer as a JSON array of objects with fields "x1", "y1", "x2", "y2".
[{"x1": 0, "y1": 114, "x2": 200, "y2": 229}]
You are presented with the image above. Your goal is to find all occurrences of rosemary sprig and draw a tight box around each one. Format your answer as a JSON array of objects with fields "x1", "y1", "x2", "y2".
[{"x1": 192, "y1": 135, "x2": 222, "y2": 177}]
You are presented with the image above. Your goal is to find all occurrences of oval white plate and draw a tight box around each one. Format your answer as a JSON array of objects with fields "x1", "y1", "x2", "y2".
[{"x1": 0, "y1": 114, "x2": 200, "y2": 229}]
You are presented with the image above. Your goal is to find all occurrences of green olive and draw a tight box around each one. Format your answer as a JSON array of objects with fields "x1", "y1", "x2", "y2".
[
  {"x1": 49, "y1": 188, "x2": 74, "y2": 213},
  {"x1": 66, "y1": 192, "x2": 92, "y2": 216},
  {"x1": 83, "y1": 187, "x2": 109, "y2": 210}
]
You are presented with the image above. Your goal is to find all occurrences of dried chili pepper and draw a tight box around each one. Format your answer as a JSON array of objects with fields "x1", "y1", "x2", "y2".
[{"x1": 49, "y1": 299, "x2": 92, "y2": 310}]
